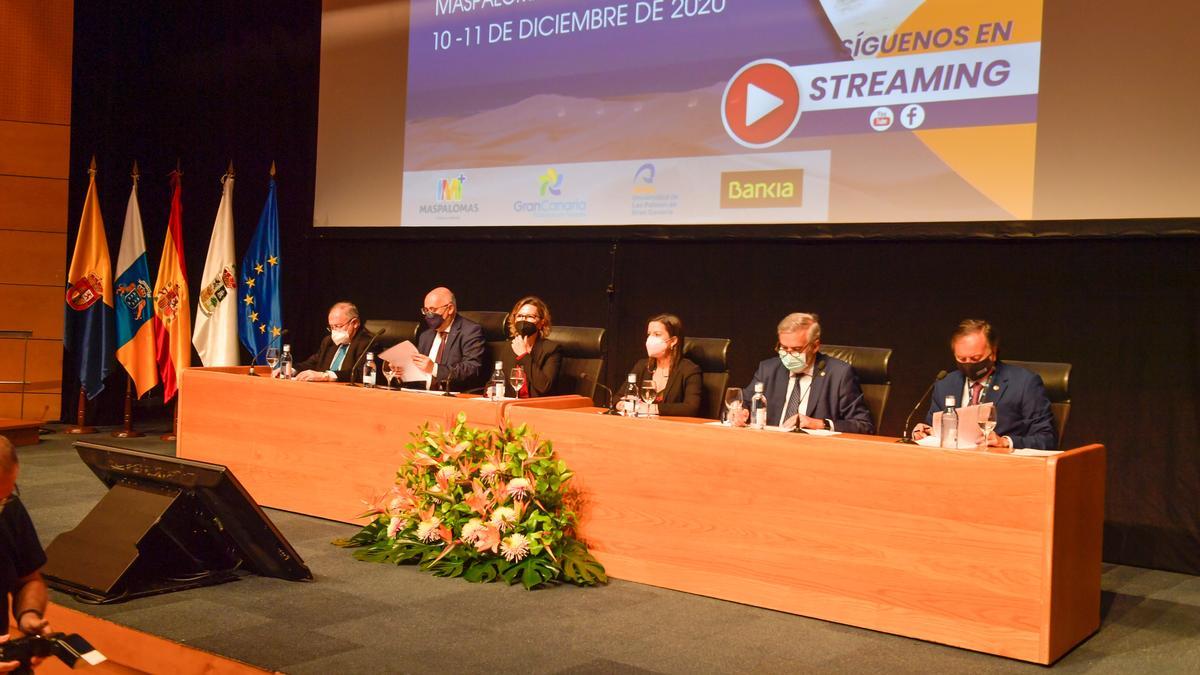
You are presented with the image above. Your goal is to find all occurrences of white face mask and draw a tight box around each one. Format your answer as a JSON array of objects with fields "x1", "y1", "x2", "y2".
[
  {"x1": 645, "y1": 335, "x2": 669, "y2": 358},
  {"x1": 331, "y1": 328, "x2": 351, "y2": 346}
]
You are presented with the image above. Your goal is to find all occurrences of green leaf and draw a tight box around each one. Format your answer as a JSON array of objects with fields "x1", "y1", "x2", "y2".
[
  {"x1": 463, "y1": 558, "x2": 509, "y2": 583},
  {"x1": 560, "y1": 539, "x2": 607, "y2": 586}
]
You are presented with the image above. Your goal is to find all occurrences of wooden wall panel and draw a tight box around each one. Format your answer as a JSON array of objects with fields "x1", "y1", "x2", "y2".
[
  {"x1": 0, "y1": 2, "x2": 73, "y2": 125},
  {"x1": 0, "y1": 392, "x2": 58, "y2": 420},
  {"x1": 0, "y1": 120, "x2": 70, "y2": 178},
  {"x1": 0, "y1": 338, "x2": 63, "y2": 393},
  {"x1": 0, "y1": 230, "x2": 67, "y2": 285},
  {"x1": 0, "y1": 174, "x2": 68, "y2": 232},
  {"x1": 0, "y1": 284, "x2": 63, "y2": 339}
]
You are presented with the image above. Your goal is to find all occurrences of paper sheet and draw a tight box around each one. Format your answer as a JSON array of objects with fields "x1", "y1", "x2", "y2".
[
  {"x1": 377, "y1": 340, "x2": 427, "y2": 382},
  {"x1": 931, "y1": 402, "x2": 993, "y2": 446}
]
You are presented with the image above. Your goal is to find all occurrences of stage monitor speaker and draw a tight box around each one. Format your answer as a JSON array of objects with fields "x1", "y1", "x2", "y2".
[{"x1": 43, "y1": 442, "x2": 313, "y2": 603}]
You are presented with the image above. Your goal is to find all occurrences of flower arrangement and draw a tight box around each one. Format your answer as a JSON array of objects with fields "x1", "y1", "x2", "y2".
[{"x1": 335, "y1": 412, "x2": 607, "y2": 590}]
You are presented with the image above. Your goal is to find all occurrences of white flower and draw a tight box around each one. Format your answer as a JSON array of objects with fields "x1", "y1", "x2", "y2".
[
  {"x1": 437, "y1": 465, "x2": 459, "y2": 482},
  {"x1": 501, "y1": 533, "x2": 530, "y2": 562},
  {"x1": 489, "y1": 506, "x2": 517, "y2": 531},
  {"x1": 416, "y1": 516, "x2": 442, "y2": 542},
  {"x1": 460, "y1": 518, "x2": 485, "y2": 543},
  {"x1": 506, "y1": 478, "x2": 532, "y2": 500},
  {"x1": 386, "y1": 516, "x2": 405, "y2": 538},
  {"x1": 479, "y1": 462, "x2": 499, "y2": 480}
]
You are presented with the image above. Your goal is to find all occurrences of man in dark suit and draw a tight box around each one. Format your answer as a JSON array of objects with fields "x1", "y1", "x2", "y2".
[
  {"x1": 293, "y1": 301, "x2": 375, "y2": 382},
  {"x1": 912, "y1": 319, "x2": 1057, "y2": 450},
  {"x1": 411, "y1": 287, "x2": 485, "y2": 391},
  {"x1": 739, "y1": 312, "x2": 875, "y2": 434}
]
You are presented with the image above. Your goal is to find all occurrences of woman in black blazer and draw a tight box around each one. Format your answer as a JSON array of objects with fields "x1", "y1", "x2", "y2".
[
  {"x1": 498, "y1": 296, "x2": 563, "y2": 398},
  {"x1": 628, "y1": 313, "x2": 702, "y2": 417}
]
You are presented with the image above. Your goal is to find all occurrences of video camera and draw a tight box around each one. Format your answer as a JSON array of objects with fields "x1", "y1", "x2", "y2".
[{"x1": 0, "y1": 632, "x2": 105, "y2": 674}]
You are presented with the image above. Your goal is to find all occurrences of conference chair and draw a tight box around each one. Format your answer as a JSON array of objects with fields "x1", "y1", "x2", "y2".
[
  {"x1": 1005, "y1": 359, "x2": 1072, "y2": 449},
  {"x1": 547, "y1": 325, "x2": 607, "y2": 403},
  {"x1": 819, "y1": 344, "x2": 893, "y2": 433},
  {"x1": 458, "y1": 310, "x2": 510, "y2": 366},
  {"x1": 683, "y1": 337, "x2": 731, "y2": 420},
  {"x1": 362, "y1": 319, "x2": 420, "y2": 352}
]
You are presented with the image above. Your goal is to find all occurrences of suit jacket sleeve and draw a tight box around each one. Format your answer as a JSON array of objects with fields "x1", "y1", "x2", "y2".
[
  {"x1": 830, "y1": 366, "x2": 875, "y2": 435},
  {"x1": 528, "y1": 339, "x2": 562, "y2": 397},
  {"x1": 294, "y1": 336, "x2": 332, "y2": 374},
  {"x1": 442, "y1": 320, "x2": 485, "y2": 389},
  {"x1": 657, "y1": 359, "x2": 703, "y2": 417},
  {"x1": 1008, "y1": 374, "x2": 1058, "y2": 450}
]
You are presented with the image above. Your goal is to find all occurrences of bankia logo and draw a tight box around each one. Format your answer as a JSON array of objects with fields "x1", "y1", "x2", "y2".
[
  {"x1": 720, "y1": 169, "x2": 805, "y2": 209},
  {"x1": 516, "y1": 167, "x2": 586, "y2": 217},
  {"x1": 419, "y1": 173, "x2": 479, "y2": 217}
]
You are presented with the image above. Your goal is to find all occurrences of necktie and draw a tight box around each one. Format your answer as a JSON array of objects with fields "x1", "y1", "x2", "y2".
[
  {"x1": 431, "y1": 331, "x2": 449, "y2": 363},
  {"x1": 329, "y1": 344, "x2": 349, "y2": 371},
  {"x1": 784, "y1": 373, "x2": 804, "y2": 422},
  {"x1": 970, "y1": 381, "x2": 983, "y2": 406}
]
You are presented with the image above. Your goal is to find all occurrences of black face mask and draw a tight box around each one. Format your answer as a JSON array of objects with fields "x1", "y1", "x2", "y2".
[
  {"x1": 423, "y1": 311, "x2": 445, "y2": 330},
  {"x1": 514, "y1": 320, "x2": 539, "y2": 337},
  {"x1": 957, "y1": 358, "x2": 994, "y2": 381}
]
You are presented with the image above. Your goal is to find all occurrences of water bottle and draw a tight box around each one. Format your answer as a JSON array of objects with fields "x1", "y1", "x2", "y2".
[
  {"x1": 489, "y1": 361, "x2": 506, "y2": 400},
  {"x1": 750, "y1": 382, "x2": 768, "y2": 429},
  {"x1": 940, "y1": 395, "x2": 958, "y2": 448},
  {"x1": 621, "y1": 373, "x2": 639, "y2": 416},
  {"x1": 278, "y1": 344, "x2": 294, "y2": 379},
  {"x1": 362, "y1": 352, "x2": 377, "y2": 388}
]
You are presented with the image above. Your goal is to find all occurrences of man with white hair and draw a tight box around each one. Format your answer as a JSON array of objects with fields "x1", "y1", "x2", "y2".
[
  {"x1": 738, "y1": 312, "x2": 875, "y2": 434},
  {"x1": 0, "y1": 437, "x2": 51, "y2": 669},
  {"x1": 294, "y1": 301, "x2": 376, "y2": 382}
]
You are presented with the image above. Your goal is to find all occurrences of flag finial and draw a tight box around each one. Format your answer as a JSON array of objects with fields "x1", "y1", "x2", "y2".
[
  {"x1": 269, "y1": 161, "x2": 276, "y2": 178},
  {"x1": 171, "y1": 158, "x2": 182, "y2": 177},
  {"x1": 89, "y1": 155, "x2": 97, "y2": 175},
  {"x1": 131, "y1": 160, "x2": 140, "y2": 184},
  {"x1": 227, "y1": 160, "x2": 235, "y2": 177}
]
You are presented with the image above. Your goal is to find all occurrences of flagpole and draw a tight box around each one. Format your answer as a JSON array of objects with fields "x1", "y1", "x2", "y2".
[
  {"x1": 110, "y1": 376, "x2": 144, "y2": 438},
  {"x1": 160, "y1": 402, "x2": 178, "y2": 442},
  {"x1": 64, "y1": 387, "x2": 96, "y2": 434}
]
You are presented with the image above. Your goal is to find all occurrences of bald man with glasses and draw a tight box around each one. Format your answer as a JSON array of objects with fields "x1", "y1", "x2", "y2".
[{"x1": 293, "y1": 301, "x2": 377, "y2": 382}]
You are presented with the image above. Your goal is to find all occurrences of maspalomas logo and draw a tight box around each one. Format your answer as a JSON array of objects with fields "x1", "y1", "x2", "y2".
[{"x1": 720, "y1": 169, "x2": 805, "y2": 209}]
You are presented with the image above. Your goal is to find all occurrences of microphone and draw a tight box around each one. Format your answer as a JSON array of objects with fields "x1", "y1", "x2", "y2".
[
  {"x1": 247, "y1": 329, "x2": 288, "y2": 376},
  {"x1": 897, "y1": 369, "x2": 949, "y2": 444},
  {"x1": 348, "y1": 329, "x2": 386, "y2": 386},
  {"x1": 579, "y1": 372, "x2": 621, "y2": 415}
]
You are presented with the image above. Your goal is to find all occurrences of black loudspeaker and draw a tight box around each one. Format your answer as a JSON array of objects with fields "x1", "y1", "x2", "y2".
[{"x1": 43, "y1": 443, "x2": 312, "y2": 603}]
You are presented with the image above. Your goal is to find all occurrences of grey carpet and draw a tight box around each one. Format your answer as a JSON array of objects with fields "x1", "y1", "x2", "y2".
[{"x1": 15, "y1": 424, "x2": 1200, "y2": 674}]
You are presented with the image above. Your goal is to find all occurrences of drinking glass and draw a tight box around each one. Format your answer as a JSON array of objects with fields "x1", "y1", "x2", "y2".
[
  {"x1": 977, "y1": 405, "x2": 997, "y2": 450},
  {"x1": 510, "y1": 366, "x2": 526, "y2": 398},
  {"x1": 382, "y1": 361, "x2": 396, "y2": 390},
  {"x1": 640, "y1": 380, "x2": 657, "y2": 418},
  {"x1": 723, "y1": 387, "x2": 743, "y2": 425},
  {"x1": 264, "y1": 347, "x2": 279, "y2": 370}
]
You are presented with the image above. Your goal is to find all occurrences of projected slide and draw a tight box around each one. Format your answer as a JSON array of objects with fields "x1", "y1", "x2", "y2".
[{"x1": 399, "y1": 0, "x2": 1043, "y2": 226}]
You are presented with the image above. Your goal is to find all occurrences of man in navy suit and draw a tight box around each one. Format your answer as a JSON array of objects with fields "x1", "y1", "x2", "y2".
[
  {"x1": 738, "y1": 313, "x2": 875, "y2": 434},
  {"x1": 411, "y1": 286, "x2": 485, "y2": 391},
  {"x1": 912, "y1": 319, "x2": 1057, "y2": 450}
]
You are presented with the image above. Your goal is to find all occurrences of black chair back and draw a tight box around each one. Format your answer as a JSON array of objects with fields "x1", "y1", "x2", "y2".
[
  {"x1": 1004, "y1": 359, "x2": 1071, "y2": 449},
  {"x1": 819, "y1": 344, "x2": 893, "y2": 432},
  {"x1": 459, "y1": 310, "x2": 510, "y2": 367},
  {"x1": 547, "y1": 325, "x2": 607, "y2": 402},
  {"x1": 683, "y1": 337, "x2": 731, "y2": 420},
  {"x1": 362, "y1": 319, "x2": 421, "y2": 352}
]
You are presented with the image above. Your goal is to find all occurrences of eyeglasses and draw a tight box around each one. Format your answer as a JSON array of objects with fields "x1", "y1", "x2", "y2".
[
  {"x1": 326, "y1": 318, "x2": 356, "y2": 332},
  {"x1": 777, "y1": 343, "x2": 809, "y2": 357},
  {"x1": 422, "y1": 302, "x2": 452, "y2": 315},
  {"x1": 514, "y1": 313, "x2": 541, "y2": 321},
  {"x1": 0, "y1": 485, "x2": 19, "y2": 515}
]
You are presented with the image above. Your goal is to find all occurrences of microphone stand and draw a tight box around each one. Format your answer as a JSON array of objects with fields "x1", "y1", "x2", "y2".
[
  {"x1": 582, "y1": 372, "x2": 620, "y2": 415},
  {"x1": 348, "y1": 329, "x2": 386, "y2": 386},
  {"x1": 247, "y1": 329, "x2": 288, "y2": 376},
  {"x1": 897, "y1": 369, "x2": 949, "y2": 444}
]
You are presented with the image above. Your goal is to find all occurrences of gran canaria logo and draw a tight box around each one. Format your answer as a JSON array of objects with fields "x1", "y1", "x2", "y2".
[{"x1": 539, "y1": 168, "x2": 564, "y2": 197}]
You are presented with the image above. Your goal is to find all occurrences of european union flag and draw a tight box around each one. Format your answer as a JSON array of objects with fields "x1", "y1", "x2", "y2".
[{"x1": 238, "y1": 176, "x2": 283, "y2": 361}]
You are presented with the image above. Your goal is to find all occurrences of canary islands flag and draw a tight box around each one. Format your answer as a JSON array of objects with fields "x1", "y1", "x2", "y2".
[
  {"x1": 64, "y1": 163, "x2": 117, "y2": 399},
  {"x1": 153, "y1": 172, "x2": 192, "y2": 402},
  {"x1": 239, "y1": 176, "x2": 282, "y2": 361},
  {"x1": 113, "y1": 177, "x2": 160, "y2": 397}
]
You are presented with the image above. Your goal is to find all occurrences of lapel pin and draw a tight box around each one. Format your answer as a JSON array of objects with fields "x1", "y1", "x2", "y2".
[
  {"x1": 819, "y1": 371, "x2": 826, "y2": 377},
  {"x1": 992, "y1": 384, "x2": 1000, "y2": 391}
]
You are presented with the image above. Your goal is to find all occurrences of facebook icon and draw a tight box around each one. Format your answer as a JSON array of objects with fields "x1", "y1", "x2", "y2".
[{"x1": 900, "y1": 104, "x2": 926, "y2": 130}]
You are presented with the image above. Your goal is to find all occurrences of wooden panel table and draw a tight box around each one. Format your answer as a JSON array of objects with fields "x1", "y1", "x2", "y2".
[
  {"x1": 504, "y1": 407, "x2": 1104, "y2": 665},
  {"x1": 178, "y1": 368, "x2": 514, "y2": 522}
]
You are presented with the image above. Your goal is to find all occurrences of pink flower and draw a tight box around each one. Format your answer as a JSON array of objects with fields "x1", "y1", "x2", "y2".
[
  {"x1": 479, "y1": 462, "x2": 499, "y2": 481},
  {"x1": 386, "y1": 516, "x2": 405, "y2": 538},
  {"x1": 437, "y1": 465, "x2": 459, "y2": 481},
  {"x1": 506, "y1": 477, "x2": 532, "y2": 500},
  {"x1": 416, "y1": 516, "x2": 443, "y2": 543},
  {"x1": 501, "y1": 533, "x2": 530, "y2": 562},
  {"x1": 489, "y1": 506, "x2": 518, "y2": 531},
  {"x1": 460, "y1": 518, "x2": 485, "y2": 543},
  {"x1": 473, "y1": 523, "x2": 502, "y2": 553}
]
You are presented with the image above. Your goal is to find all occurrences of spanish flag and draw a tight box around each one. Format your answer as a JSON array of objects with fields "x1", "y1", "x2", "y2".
[
  {"x1": 113, "y1": 170, "x2": 160, "y2": 397},
  {"x1": 152, "y1": 171, "x2": 192, "y2": 402},
  {"x1": 64, "y1": 160, "x2": 116, "y2": 399}
]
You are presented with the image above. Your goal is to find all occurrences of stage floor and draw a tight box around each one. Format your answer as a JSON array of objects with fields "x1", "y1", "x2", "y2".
[{"x1": 19, "y1": 424, "x2": 1200, "y2": 674}]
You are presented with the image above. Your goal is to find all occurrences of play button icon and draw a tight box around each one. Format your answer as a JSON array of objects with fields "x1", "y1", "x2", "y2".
[{"x1": 722, "y1": 59, "x2": 802, "y2": 149}]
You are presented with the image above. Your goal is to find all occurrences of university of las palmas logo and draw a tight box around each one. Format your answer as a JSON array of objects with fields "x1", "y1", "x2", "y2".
[
  {"x1": 116, "y1": 279, "x2": 152, "y2": 320},
  {"x1": 198, "y1": 265, "x2": 237, "y2": 317},
  {"x1": 539, "y1": 168, "x2": 564, "y2": 197}
]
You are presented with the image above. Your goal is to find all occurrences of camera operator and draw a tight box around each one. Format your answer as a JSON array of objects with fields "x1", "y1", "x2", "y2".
[{"x1": 0, "y1": 437, "x2": 49, "y2": 672}]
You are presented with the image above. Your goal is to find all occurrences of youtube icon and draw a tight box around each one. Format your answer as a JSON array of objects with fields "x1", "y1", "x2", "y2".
[{"x1": 721, "y1": 59, "x2": 802, "y2": 149}]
